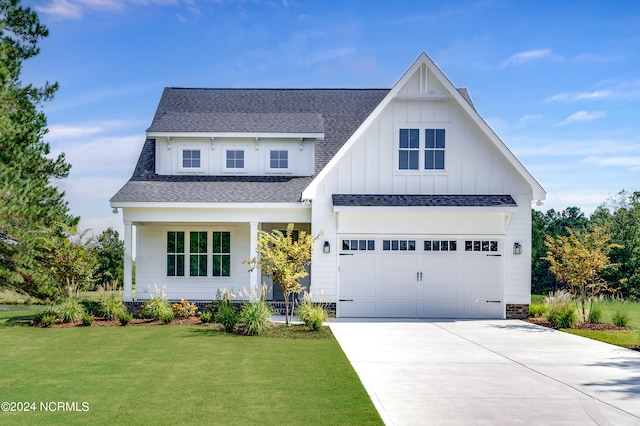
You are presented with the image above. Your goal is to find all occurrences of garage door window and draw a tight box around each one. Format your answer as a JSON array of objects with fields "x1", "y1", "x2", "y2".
[
  {"x1": 342, "y1": 239, "x2": 375, "y2": 251},
  {"x1": 424, "y1": 240, "x2": 457, "y2": 251},
  {"x1": 465, "y1": 240, "x2": 498, "y2": 252},
  {"x1": 383, "y1": 240, "x2": 416, "y2": 251}
]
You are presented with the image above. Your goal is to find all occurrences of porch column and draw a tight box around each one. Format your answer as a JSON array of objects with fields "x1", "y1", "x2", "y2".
[
  {"x1": 249, "y1": 222, "x2": 259, "y2": 301},
  {"x1": 123, "y1": 221, "x2": 133, "y2": 302}
]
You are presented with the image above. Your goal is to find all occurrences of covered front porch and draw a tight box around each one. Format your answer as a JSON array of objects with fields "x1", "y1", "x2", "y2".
[{"x1": 117, "y1": 203, "x2": 311, "y2": 303}]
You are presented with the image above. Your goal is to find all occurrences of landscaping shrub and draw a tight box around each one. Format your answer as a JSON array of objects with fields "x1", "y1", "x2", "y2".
[
  {"x1": 544, "y1": 290, "x2": 576, "y2": 328},
  {"x1": 57, "y1": 298, "x2": 86, "y2": 323},
  {"x1": 613, "y1": 311, "x2": 629, "y2": 327},
  {"x1": 40, "y1": 314, "x2": 56, "y2": 327},
  {"x1": 140, "y1": 288, "x2": 173, "y2": 321},
  {"x1": 81, "y1": 313, "x2": 94, "y2": 326},
  {"x1": 528, "y1": 303, "x2": 548, "y2": 318},
  {"x1": 99, "y1": 293, "x2": 126, "y2": 320},
  {"x1": 171, "y1": 299, "x2": 198, "y2": 318},
  {"x1": 587, "y1": 305, "x2": 602, "y2": 324},
  {"x1": 240, "y1": 300, "x2": 273, "y2": 335},
  {"x1": 215, "y1": 301, "x2": 239, "y2": 333},
  {"x1": 33, "y1": 308, "x2": 58, "y2": 325},
  {"x1": 296, "y1": 293, "x2": 328, "y2": 331},
  {"x1": 199, "y1": 311, "x2": 213, "y2": 323},
  {"x1": 118, "y1": 312, "x2": 133, "y2": 326},
  {"x1": 80, "y1": 299, "x2": 100, "y2": 316}
]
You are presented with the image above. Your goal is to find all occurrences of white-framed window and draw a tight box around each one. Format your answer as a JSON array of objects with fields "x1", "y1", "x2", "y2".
[
  {"x1": 167, "y1": 231, "x2": 185, "y2": 277},
  {"x1": 182, "y1": 149, "x2": 201, "y2": 168},
  {"x1": 166, "y1": 230, "x2": 232, "y2": 278},
  {"x1": 270, "y1": 150, "x2": 289, "y2": 169},
  {"x1": 225, "y1": 150, "x2": 244, "y2": 169},
  {"x1": 396, "y1": 125, "x2": 447, "y2": 172},
  {"x1": 266, "y1": 148, "x2": 292, "y2": 173}
]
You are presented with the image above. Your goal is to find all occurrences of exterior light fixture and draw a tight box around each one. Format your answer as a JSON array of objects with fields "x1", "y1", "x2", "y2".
[
  {"x1": 323, "y1": 241, "x2": 330, "y2": 253},
  {"x1": 513, "y1": 242, "x2": 522, "y2": 255},
  {"x1": 112, "y1": 208, "x2": 119, "y2": 214}
]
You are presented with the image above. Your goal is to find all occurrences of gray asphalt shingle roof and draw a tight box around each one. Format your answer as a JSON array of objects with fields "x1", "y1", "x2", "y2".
[
  {"x1": 332, "y1": 194, "x2": 517, "y2": 207},
  {"x1": 111, "y1": 87, "x2": 479, "y2": 204}
]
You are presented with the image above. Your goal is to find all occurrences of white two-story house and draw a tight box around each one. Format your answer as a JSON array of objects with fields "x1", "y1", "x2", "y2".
[{"x1": 110, "y1": 52, "x2": 545, "y2": 319}]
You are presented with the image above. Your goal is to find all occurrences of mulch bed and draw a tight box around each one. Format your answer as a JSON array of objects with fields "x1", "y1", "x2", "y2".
[
  {"x1": 33, "y1": 316, "x2": 205, "y2": 328},
  {"x1": 524, "y1": 316, "x2": 632, "y2": 331}
]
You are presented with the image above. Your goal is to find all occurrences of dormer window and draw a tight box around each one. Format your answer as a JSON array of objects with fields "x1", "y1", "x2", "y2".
[
  {"x1": 270, "y1": 150, "x2": 289, "y2": 169},
  {"x1": 226, "y1": 150, "x2": 245, "y2": 169},
  {"x1": 182, "y1": 149, "x2": 201, "y2": 168}
]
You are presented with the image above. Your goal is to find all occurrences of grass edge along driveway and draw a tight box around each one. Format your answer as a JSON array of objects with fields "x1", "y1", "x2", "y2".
[{"x1": 0, "y1": 310, "x2": 382, "y2": 425}]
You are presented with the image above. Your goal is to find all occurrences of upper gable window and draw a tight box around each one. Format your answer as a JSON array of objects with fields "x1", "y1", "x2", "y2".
[
  {"x1": 226, "y1": 150, "x2": 244, "y2": 169},
  {"x1": 425, "y1": 129, "x2": 445, "y2": 170},
  {"x1": 182, "y1": 149, "x2": 201, "y2": 169},
  {"x1": 399, "y1": 129, "x2": 420, "y2": 170},
  {"x1": 270, "y1": 150, "x2": 289, "y2": 169},
  {"x1": 397, "y1": 127, "x2": 446, "y2": 172}
]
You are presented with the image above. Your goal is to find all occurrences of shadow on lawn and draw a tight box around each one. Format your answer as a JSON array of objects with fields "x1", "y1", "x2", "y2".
[{"x1": 0, "y1": 313, "x2": 35, "y2": 328}]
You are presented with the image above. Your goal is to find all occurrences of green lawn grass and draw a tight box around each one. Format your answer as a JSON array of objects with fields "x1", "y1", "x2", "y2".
[
  {"x1": 0, "y1": 309, "x2": 382, "y2": 425},
  {"x1": 564, "y1": 328, "x2": 640, "y2": 349}
]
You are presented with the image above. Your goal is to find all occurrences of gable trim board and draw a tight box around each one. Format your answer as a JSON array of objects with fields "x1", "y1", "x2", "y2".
[{"x1": 111, "y1": 52, "x2": 545, "y2": 319}]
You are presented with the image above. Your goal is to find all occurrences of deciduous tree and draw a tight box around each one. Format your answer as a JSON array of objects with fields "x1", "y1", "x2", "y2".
[
  {"x1": 544, "y1": 227, "x2": 619, "y2": 323},
  {"x1": 245, "y1": 224, "x2": 320, "y2": 325}
]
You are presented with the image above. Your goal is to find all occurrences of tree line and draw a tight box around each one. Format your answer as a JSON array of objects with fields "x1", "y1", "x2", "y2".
[
  {"x1": 0, "y1": 0, "x2": 124, "y2": 301},
  {"x1": 532, "y1": 191, "x2": 640, "y2": 300}
]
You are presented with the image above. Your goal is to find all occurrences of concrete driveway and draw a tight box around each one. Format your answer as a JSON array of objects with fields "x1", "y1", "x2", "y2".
[{"x1": 329, "y1": 319, "x2": 640, "y2": 425}]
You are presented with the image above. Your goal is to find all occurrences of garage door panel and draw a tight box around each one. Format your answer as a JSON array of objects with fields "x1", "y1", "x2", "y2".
[
  {"x1": 424, "y1": 286, "x2": 458, "y2": 298},
  {"x1": 338, "y1": 236, "x2": 503, "y2": 319},
  {"x1": 381, "y1": 284, "x2": 419, "y2": 298},
  {"x1": 422, "y1": 302, "x2": 458, "y2": 318},
  {"x1": 381, "y1": 302, "x2": 417, "y2": 317},
  {"x1": 339, "y1": 301, "x2": 376, "y2": 317},
  {"x1": 341, "y1": 284, "x2": 377, "y2": 298}
]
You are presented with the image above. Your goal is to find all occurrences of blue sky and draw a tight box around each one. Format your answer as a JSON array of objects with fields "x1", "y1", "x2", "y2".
[{"x1": 21, "y1": 0, "x2": 640, "y2": 236}]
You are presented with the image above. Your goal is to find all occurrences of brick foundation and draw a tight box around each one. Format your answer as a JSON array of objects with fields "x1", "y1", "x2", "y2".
[
  {"x1": 124, "y1": 300, "x2": 336, "y2": 316},
  {"x1": 505, "y1": 304, "x2": 529, "y2": 319}
]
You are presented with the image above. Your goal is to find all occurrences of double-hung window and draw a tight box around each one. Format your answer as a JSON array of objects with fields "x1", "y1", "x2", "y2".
[
  {"x1": 425, "y1": 129, "x2": 445, "y2": 170},
  {"x1": 167, "y1": 232, "x2": 185, "y2": 276},
  {"x1": 398, "y1": 127, "x2": 446, "y2": 171},
  {"x1": 399, "y1": 129, "x2": 420, "y2": 170},
  {"x1": 212, "y1": 232, "x2": 231, "y2": 277},
  {"x1": 190, "y1": 232, "x2": 208, "y2": 277}
]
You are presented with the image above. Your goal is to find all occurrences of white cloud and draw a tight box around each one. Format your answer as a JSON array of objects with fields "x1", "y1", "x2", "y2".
[
  {"x1": 500, "y1": 49, "x2": 563, "y2": 68},
  {"x1": 583, "y1": 156, "x2": 640, "y2": 171},
  {"x1": 547, "y1": 80, "x2": 640, "y2": 102},
  {"x1": 518, "y1": 114, "x2": 543, "y2": 124},
  {"x1": 557, "y1": 110, "x2": 606, "y2": 126},
  {"x1": 37, "y1": 0, "x2": 179, "y2": 19},
  {"x1": 51, "y1": 135, "x2": 142, "y2": 175}
]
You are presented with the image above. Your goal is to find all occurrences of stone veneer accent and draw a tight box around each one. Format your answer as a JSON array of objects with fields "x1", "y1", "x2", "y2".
[{"x1": 506, "y1": 304, "x2": 529, "y2": 319}]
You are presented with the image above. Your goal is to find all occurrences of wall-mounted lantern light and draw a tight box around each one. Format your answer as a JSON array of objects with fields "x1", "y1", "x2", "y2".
[
  {"x1": 323, "y1": 241, "x2": 331, "y2": 253},
  {"x1": 513, "y1": 242, "x2": 522, "y2": 255}
]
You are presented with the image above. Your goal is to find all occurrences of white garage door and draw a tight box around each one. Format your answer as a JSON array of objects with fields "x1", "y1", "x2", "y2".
[{"x1": 338, "y1": 237, "x2": 503, "y2": 318}]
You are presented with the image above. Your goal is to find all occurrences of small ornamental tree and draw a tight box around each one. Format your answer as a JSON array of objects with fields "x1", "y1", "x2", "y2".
[
  {"x1": 245, "y1": 224, "x2": 320, "y2": 325},
  {"x1": 544, "y1": 226, "x2": 620, "y2": 323}
]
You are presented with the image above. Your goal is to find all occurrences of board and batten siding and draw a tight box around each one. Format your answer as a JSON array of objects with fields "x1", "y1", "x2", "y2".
[
  {"x1": 135, "y1": 223, "x2": 252, "y2": 301},
  {"x1": 309, "y1": 78, "x2": 534, "y2": 306},
  {"x1": 154, "y1": 137, "x2": 315, "y2": 176}
]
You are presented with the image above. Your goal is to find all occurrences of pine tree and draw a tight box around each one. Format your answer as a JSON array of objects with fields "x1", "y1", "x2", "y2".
[{"x1": 0, "y1": 0, "x2": 77, "y2": 299}]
